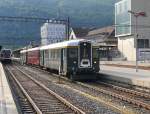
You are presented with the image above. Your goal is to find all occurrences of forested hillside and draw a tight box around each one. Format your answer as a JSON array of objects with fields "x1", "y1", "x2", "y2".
[{"x1": 0, "y1": 0, "x2": 116, "y2": 48}]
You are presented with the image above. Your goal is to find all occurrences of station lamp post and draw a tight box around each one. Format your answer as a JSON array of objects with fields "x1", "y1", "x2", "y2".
[{"x1": 128, "y1": 10, "x2": 146, "y2": 72}]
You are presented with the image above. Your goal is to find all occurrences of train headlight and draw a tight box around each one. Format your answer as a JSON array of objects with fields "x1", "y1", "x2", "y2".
[
  {"x1": 73, "y1": 61, "x2": 77, "y2": 64},
  {"x1": 84, "y1": 43, "x2": 87, "y2": 46},
  {"x1": 94, "y1": 61, "x2": 97, "y2": 64}
]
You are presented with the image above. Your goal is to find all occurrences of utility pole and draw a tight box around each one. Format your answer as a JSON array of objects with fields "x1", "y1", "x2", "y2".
[
  {"x1": 67, "y1": 17, "x2": 70, "y2": 40},
  {"x1": 128, "y1": 10, "x2": 146, "y2": 72}
]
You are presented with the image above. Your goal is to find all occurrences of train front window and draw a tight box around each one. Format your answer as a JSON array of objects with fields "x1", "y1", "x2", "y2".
[
  {"x1": 80, "y1": 42, "x2": 91, "y2": 59},
  {"x1": 2, "y1": 50, "x2": 11, "y2": 54},
  {"x1": 83, "y1": 47, "x2": 88, "y2": 58},
  {"x1": 69, "y1": 48, "x2": 77, "y2": 58}
]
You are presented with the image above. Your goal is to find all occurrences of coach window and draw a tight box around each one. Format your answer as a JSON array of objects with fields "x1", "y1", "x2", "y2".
[
  {"x1": 58, "y1": 49, "x2": 60, "y2": 58},
  {"x1": 54, "y1": 50, "x2": 57, "y2": 59},
  {"x1": 53, "y1": 50, "x2": 55, "y2": 58},
  {"x1": 51, "y1": 50, "x2": 53, "y2": 58},
  {"x1": 53, "y1": 50, "x2": 55, "y2": 59},
  {"x1": 45, "y1": 50, "x2": 49, "y2": 59},
  {"x1": 50, "y1": 50, "x2": 53, "y2": 58},
  {"x1": 49, "y1": 50, "x2": 51, "y2": 58},
  {"x1": 55, "y1": 50, "x2": 57, "y2": 59},
  {"x1": 93, "y1": 48, "x2": 99, "y2": 59},
  {"x1": 69, "y1": 48, "x2": 77, "y2": 58}
]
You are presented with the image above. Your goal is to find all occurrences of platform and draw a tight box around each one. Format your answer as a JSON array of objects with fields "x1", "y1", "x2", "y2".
[
  {"x1": 0, "y1": 63, "x2": 18, "y2": 114},
  {"x1": 99, "y1": 65, "x2": 150, "y2": 88},
  {"x1": 100, "y1": 61, "x2": 150, "y2": 68}
]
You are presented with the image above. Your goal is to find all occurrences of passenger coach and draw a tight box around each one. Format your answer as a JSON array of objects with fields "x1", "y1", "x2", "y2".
[
  {"x1": 20, "y1": 47, "x2": 40, "y2": 65},
  {"x1": 21, "y1": 39, "x2": 100, "y2": 80}
]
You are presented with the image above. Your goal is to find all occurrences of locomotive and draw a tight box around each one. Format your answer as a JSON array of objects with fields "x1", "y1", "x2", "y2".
[
  {"x1": 0, "y1": 49, "x2": 12, "y2": 63},
  {"x1": 20, "y1": 39, "x2": 100, "y2": 80}
]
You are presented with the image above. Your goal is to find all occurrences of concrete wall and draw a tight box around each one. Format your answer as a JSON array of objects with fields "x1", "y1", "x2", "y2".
[{"x1": 118, "y1": 36, "x2": 136, "y2": 61}]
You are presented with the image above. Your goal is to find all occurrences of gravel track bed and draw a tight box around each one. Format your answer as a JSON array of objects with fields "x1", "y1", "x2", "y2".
[
  {"x1": 87, "y1": 83, "x2": 150, "y2": 104},
  {"x1": 7, "y1": 65, "x2": 76, "y2": 114},
  {"x1": 19, "y1": 64, "x2": 150, "y2": 114},
  {"x1": 19, "y1": 65, "x2": 120, "y2": 114},
  {"x1": 4, "y1": 66, "x2": 36, "y2": 114},
  {"x1": 99, "y1": 79, "x2": 150, "y2": 94}
]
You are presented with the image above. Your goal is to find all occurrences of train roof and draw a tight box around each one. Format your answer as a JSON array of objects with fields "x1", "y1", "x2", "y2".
[
  {"x1": 20, "y1": 47, "x2": 40, "y2": 53},
  {"x1": 20, "y1": 39, "x2": 92, "y2": 53},
  {"x1": 0, "y1": 49, "x2": 12, "y2": 53},
  {"x1": 40, "y1": 39, "x2": 89, "y2": 50},
  {"x1": 1, "y1": 49, "x2": 12, "y2": 51}
]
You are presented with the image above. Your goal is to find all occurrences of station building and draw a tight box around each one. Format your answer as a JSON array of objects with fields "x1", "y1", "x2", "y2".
[
  {"x1": 69, "y1": 27, "x2": 118, "y2": 60},
  {"x1": 115, "y1": 0, "x2": 150, "y2": 61}
]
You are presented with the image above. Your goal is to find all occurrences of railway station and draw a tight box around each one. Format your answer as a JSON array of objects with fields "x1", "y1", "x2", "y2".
[{"x1": 0, "y1": 0, "x2": 150, "y2": 114}]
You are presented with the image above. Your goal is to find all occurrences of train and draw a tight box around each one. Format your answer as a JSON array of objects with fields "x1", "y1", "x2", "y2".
[
  {"x1": 20, "y1": 39, "x2": 100, "y2": 80},
  {"x1": 0, "y1": 49, "x2": 12, "y2": 63}
]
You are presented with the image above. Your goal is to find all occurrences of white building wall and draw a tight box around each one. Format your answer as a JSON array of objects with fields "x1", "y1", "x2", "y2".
[
  {"x1": 116, "y1": 0, "x2": 150, "y2": 61},
  {"x1": 118, "y1": 36, "x2": 136, "y2": 61}
]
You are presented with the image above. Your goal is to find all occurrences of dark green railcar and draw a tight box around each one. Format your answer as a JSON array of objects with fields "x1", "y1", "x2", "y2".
[{"x1": 40, "y1": 39, "x2": 99, "y2": 80}]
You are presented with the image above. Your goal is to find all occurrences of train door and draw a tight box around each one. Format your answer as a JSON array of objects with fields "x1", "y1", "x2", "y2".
[
  {"x1": 40, "y1": 50, "x2": 44, "y2": 66},
  {"x1": 60, "y1": 49, "x2": 64, "y2": 73},
  {"x1": 79, "y1": 42, "x2": 92, "y2": 68},
  {"x1": 60, "y1": 48, "x2": 66, "y2": 74}
]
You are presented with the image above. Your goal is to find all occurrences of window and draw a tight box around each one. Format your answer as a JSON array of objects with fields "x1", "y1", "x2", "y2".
[
  {"x1": 69, "y1": 48, "x2": 77, "y2": 58},
  {"x1": 49, "y1": 50, "x2": 51, "y2": 59},
  {"x1": 137, "y1": 39, "x2": 149, "y2": 48},
  {"x1": 53, "y1": 50, "x2": 56, "y2": 58},
  {"x1": 115, "y1": 0, "x2": 131, "y2": 36},
  {"x1": 56, "y1": 50, "x2": 58, "y2": 58},
  {"x1": 1, "y1": 50, "x2": 11, "y2": 55},
  {"x1": 45, "y1": 50, "x2": 49, "y2": 59},
  {"x1": 93, "y1": 48, "x2": 99, "y2": 58},
  {"x1": 57, "y1": 50, "x2": 60, "y2": 58}
]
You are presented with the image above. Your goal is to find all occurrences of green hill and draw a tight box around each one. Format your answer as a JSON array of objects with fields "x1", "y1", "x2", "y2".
[{"x1": 0, "y1": 0, "x2": 116, "y2": 48}]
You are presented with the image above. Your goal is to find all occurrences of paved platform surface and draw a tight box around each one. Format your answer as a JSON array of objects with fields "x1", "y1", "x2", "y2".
[
  {"x1": 0, "y1": 63, "x2": 18, "y2": 114},
  {"x1": 99, "y1": 65, "x2": 150, "y2": 88},
  {"x1": 101, "y1": 61, "x2": 150, "y2": 67}
]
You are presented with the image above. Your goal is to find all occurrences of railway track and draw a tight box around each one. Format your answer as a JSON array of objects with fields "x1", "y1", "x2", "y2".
[
  {"x1": 97, "y1": 81, "x2": 150, "y2": 99},
  {"x1": 5, "y1": 64, "x2": 85, "y2": 114},
  {"x1": 11, "y1": 63, "x2": 121, "y2": 114},
  {"x1": 5, "y1": 66, "x2": 36, "y2": 114},
  {"x1": 76, "y1": 82, "x2": 150, "y2": 110},
  {"x1": 26, "y1": 64, "x2": 150, "y2": 107},
  {"x1": 98, "y1": 79, "x2": 150, "y2": 93},
  {"x1": 12, "y1": 63, "x2": 150, "y2": 113}
]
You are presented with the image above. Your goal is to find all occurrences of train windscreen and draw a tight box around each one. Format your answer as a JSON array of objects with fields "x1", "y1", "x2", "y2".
[
  {"x1": 79, "y1": 42, "x2": 92, "y2": 68},
  {"x1": 1, "y1": 50, "x2": 12, "y2": 58}
]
